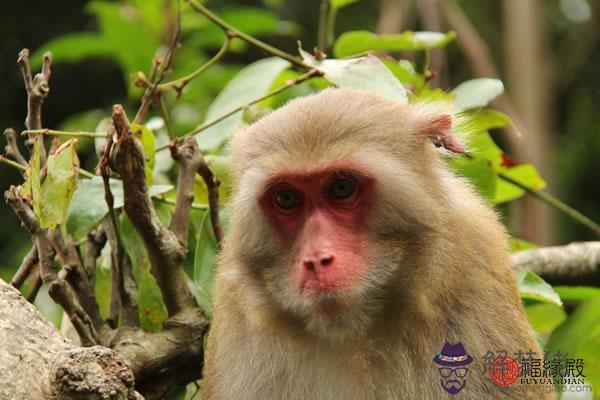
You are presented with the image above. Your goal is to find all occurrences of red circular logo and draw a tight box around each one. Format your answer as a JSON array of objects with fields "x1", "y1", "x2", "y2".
[{"x1": 488, "y1": 356, "x2": 519, "y2": 387}]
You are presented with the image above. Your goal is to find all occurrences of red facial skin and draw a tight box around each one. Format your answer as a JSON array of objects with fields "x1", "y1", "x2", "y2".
[{"x1": 259, "y1": 166, "x2": 374, "y2": 295}]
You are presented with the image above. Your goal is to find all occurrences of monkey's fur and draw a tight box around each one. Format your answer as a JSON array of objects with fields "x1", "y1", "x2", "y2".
[{"x1": 203, "y1": 88, "x2": 554, "y2": 399}]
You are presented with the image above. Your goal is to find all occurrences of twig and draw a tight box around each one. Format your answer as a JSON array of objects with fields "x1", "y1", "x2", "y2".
[
  {"x1": 186, "y1": 0, "x2": 312, "y2": 70},
  {"x1": 3, "y1": 128, "x2": 27, "y2": 166},
  {"x1": 158, "y1": 95, "x2": 174, "y2": 138},
  {"x1": 317, "y1": 0, "x2": 330, "y2": 52},
  {"x1": 18, "y1": 49, "x2": 52, "y2": 162},
  {"x1": 26, "y1": 271, "x2": 42, "y2": 303},
  {"x1": 0, "y1": 155, "x2": 27, "y2": 172},
  {"x1": 498, "y1": 172, "x2": 600, "y2": 236},
  {"x1": 109, "y1": 105, "x2": 196, "y2": 315},
  {"x1": 22, "y1": 129, "x2": 107, "y2": 139},
  {"x1": 416, "y1": 0, "x2": 446, "y2": 88},
  {"x1": 156, "y1": 68, "x2": 321, "y2": 151},
  {"x1": 51, "y1": 230, "x2": 106, "y2": 332},
  {"x1": 158, "y1": 36, "x2": 230, "y2": 97},
  {"x1": 134, "y1": 10, "x2": 181, "y2": 124},
  {"x1": 10, "y1": 246, "x2": 38, "y2": 289},
  {"x1": 197, "y1": 158, "x2": 223, "y2": 245},
  {"x1": 512, "y1": 241, "x2": 600, "y2": 286},
  {"x1": 104, "y1": 218, "x2": 139, "y2": 327},
  {"x1": 5, "y1": 186, "x2": 99, "y2": 345},
  {"x1": 169, "y1": 137, "x2": 206, "y2": 246},
  {"x1": 0, "y1": 154, "x2": 96, "y2": 179},
  {"x1": 83, "y1": 229, "x2": 107, "y2": 285},
  {"x1": 169, "y1": 136, "x2": 222, "y2": 244},
  {"x1": 155, "y1": 195, "x2": 208, "y2": 210},
  {"x1": 97, "y1": 122, "x2": 127, "y2": 327}
]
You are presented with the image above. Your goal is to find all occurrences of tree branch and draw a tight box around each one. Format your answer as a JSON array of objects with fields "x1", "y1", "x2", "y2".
[
  {"x1": 3, "y1": 128, "x2": 27, "y2": 167},
  {"x1": 186, "y1": 0, "x2": 311, "y2": 69},
  {"x1": 10, "y1": 245, "x2": 38, "y2": 289},
  {"x1": 17, "y1": 49, "x2": 52, "y2": 161},
  {"x1": 512, "y1": 242, "x2": 600, "y2": 286},
  {"x1": 169, "y1": 137, "x2": 206, "y2": 246},
  {"x1": 109, "y1": 105, "x2": 196, "y2": 316},
  {"x1": 5, "y1": 187, "x2": 100, "y2": 345},
  {"x1": 158, "y1": 36, "x2": 230, "y2": 97}
]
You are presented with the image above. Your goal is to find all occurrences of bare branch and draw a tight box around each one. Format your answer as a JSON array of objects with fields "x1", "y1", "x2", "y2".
[
  {"x1": 157, "y1": 36, "x2": 230, "y2": 98},
  {"x1": 156, "y1": 68, "x2": 321, "y2": 152},
  {"x1": 104, "y1": 218, "x2": 139, "y2": 328},
  {"x1": 83, "y1": 229, "x2": 107, "y2": 283},
  {"x1": 186, "y1": 0, "x2": 311, "y2": 69},
  {"x1": 17, "y1": 49, "x2": 52, "y2": 161},
  {"x1": 5, "y1": 187, "x2": 99, "y2": 345},
  {"x1": 3, "y1": 128, "x2": 27, "y2": 167},
  {"x1": 169, "y1": 137, "x2": 209, "y2": 246},
  {"x1": 10, "y1": 245, "x2": 38, "y2": 289},
  {"x1": 27, "y1": 271, "x2": 43, "y2": 303},
  {"x1": 512, "y1": 242, "x2": 600, "y2": 286},
  {"x1": 134, "y1": 10, "x2": 181, "y2": 124},
  {"x1": 198, "y1": 158, "x2": 223, "y2": 245},
  {"x1": 109, "y1": 105, "x2": 196, "y2": 316},
  {"x1": 50, "y1": 231, "x2": 106, "y2": 332},
  {"x1": 416, "y1": 0, "x2": 447, "y2": 88}
]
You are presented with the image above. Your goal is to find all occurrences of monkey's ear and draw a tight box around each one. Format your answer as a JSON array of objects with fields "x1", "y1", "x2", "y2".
[{"x1": 424, "y1": 115, "x2": 466, "y2": 154}]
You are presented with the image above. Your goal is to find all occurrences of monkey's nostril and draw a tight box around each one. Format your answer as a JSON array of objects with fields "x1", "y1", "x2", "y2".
[
  {"x1": 303, "y1": 260, "x2": 316, "y2": 271},
  {"x1": 320, "y1": 256, "x2": 334, "y2": 267}
]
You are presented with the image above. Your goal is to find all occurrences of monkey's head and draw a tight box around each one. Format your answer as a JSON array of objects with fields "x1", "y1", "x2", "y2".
[{"x1": 226, "y1": 88, "x2": 466, "y2": 339}]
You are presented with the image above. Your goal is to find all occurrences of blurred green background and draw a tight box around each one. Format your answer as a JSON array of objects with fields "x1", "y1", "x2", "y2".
[
  {"x1": 0, "y1": 1, "x2": 599, "y2": 397},
  {"x1": 1, "y1": 0, "x2": 599, "y2": 278}
]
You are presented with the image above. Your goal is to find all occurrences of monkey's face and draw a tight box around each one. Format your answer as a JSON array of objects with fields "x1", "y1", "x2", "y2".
[
  {"x1": 228, "y1": 88, "x2": 457, "y2": 338},
  {"x1": 232, "y1": 155, "x2": 426, "y2": 339}
]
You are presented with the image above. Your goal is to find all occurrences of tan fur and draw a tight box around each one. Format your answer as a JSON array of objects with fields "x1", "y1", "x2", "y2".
[{"x1": 203, "y1": 88, "x2": 555, "y2": 399}]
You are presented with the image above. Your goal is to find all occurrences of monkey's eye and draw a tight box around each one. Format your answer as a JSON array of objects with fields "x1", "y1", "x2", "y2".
[
  {"x1": 274, "y1": 189, "x2": 301, "y2": 210},
  {"x1": 329, "y1": 178, "x2": 356, "y2": 201}
]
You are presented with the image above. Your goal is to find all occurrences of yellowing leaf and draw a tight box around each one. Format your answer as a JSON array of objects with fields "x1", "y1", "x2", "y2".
[
  {"x1": 39, "y1": 140, "x2": 80, "y2": 228},
  {"x1": 131, "y1": 123, "x2": 156, "y2": 185}
]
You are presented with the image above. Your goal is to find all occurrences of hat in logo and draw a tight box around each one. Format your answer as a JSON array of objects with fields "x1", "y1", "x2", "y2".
[{"x1": 433, "y1": 342, "x2": 473, "y2": 367}]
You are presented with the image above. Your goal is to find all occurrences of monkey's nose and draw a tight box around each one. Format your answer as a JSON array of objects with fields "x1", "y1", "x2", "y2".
[{"x1": 303, "y1": 255, "x2": 335, "y2": 272}]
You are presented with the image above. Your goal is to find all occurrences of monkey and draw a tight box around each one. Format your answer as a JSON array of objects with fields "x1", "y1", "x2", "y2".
[{"x1": 202, "y1": 88, "x2": 555, "y2": 400}]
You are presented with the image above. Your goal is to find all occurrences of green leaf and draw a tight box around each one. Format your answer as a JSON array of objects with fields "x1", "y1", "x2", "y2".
[
  {"x1": 131, "y1": 124, "x2": 156, "y2": 185},
  {"x1": 300, "y1": 49, "x2": 407, "y2": 103},
  {"x1": 508, "y1": 237, "x2": 537, "y2": 252},
  {"x1": 494, "y1": 164, "x2": 546, "y2": 204},
  {"x1": 39, "y1": 140, "x2": 80, "y2": 228},
  {"x1": 31, "y1": 33, "x2": 114, "y2": 69},
  {"x1": 449, "y1": 157, "x2": 497, "y2": 200},
  {"x1": 382, "y1": 59, "x2": 425, "y2": 88},
  {"x1": 452, "y1": 78, "x2": 504, "y2": 111},
  {"x1": 465, "y1": 131, "x2": 503, "y2": 169},
  {"x1": 461, "y1": 109, "x2": 514, "y2": 132},
  {"x1": 66, "y1": 177, "x2": 173, "y2": 241},
  {"x1": 330, "y1": 0, "x2": 358, "y2": 9},
  {"x1": 87, "y1": 1, "x2": 158, "y2": 92},
  {"x1": 546, "y1": 299, "x2": 600, "y2": 394},
  {"x1": 120, "y1": 213, "x2": 168, "y2": 331},
  {"x1": 555, "y1": 286, "x2": 600, "y2": 302},
  {"x1": 20, "y1": 136, "x2": 42, "y2": 213},
  {"x1": 333, "y1": 30, "x2": 456, "y2": 58},
  {"x1": 193, "y1": 211, "x2": 218, "y2": 316},
  {"x1": 517, "y1": 270, "x2": 562, "y2": 306},
  {"x1": 194, "y1": 57, "x2": 291, "y2": 151},
  {"x1": 524, "y1": 302, "x2": 566, "y2": 336}
]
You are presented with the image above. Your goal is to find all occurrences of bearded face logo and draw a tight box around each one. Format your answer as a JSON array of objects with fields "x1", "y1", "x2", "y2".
[{"x1": 433, "y1": 342, "x2": 473, "y2": 395}]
